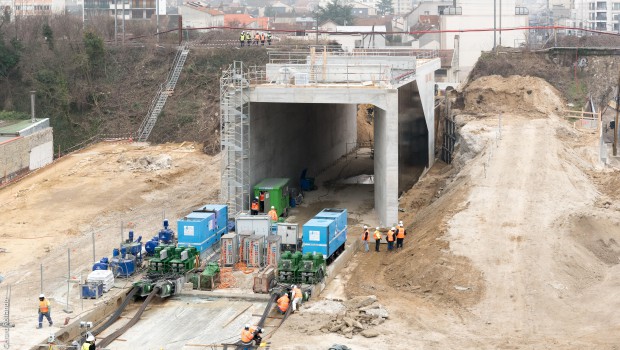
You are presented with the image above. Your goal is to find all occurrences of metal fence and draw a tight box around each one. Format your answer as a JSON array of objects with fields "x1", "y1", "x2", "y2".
[{"x1": 1, "y1": 206, "x2": 193, "y2": 349}]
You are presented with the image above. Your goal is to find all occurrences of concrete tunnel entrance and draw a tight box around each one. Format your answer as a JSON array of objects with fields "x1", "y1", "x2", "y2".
[{"x1": 249, "y1": 83, "x2": 429, "y2": 224}]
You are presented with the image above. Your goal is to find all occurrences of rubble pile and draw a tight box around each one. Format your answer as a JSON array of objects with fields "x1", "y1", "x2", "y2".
[{"x1": 319, "y1": 295, "x2": 388, "y2": 339}]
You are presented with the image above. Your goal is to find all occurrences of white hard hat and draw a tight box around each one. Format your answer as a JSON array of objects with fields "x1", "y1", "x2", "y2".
[
  {"x1": 363, "y1": 225, "x2": 368, "y2": 229},
  {"x1": 39, "y1": 294, "x2": 45, "y2": 298},
  {"x1": 391, "y1": 227, "x2": 395, "y2": 230},
  {"x1": 244, "y1": 324, "x2": 250, "y2": 330},
  {"x1": 399, "y1": 221, "x2": 403, "y2": 225},
  {"x1": 376, "y1": 227, "x2": 379, "y2": 230},
  {"x1": 86, "y1": 334, "x2": 95, "y2": 342},
  {"x1": 271, "y1": 206, "x2": 275, "y2": 209},
  {"x1": 292, "y1": 285, "x2": 297, "y2": 289}
]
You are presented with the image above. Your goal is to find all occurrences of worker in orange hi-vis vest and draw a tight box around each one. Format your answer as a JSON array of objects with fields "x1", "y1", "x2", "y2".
[
  {"x1": 277, "y1": 292, "x2": 290, "y2": 314},
  {"x1": 251, "y1": 197, "x2": 259, "y2": 215},
  {"x1": 396, "y1": 220, "x2": 407, "y2": 249},
  {"x1": 268, "y1": 206, "x2": 278, "y2": 221},
  {"x1": 361, "y1": 225, "x2": 370, "y2": 252},
  {"x1": 37, "y1": 294, "x2": 53, "y2": 329},
  {"x1": 254, "y1": 32, "x2": 260, "y2": 45}
]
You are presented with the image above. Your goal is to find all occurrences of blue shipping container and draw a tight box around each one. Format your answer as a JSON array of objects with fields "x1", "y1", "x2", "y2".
[
  {"x1": 198, "y1": 204, "x2": 228, "y2": 236},
  {"x1": 302, "y1": 218, "x2": 346, "y2": 259},
  {"x1": 314, "y1": 208, "x2": 347, "y2": 233},
  {"x1": 177, "y1": 212, "x2": 218, "y2": 252}
]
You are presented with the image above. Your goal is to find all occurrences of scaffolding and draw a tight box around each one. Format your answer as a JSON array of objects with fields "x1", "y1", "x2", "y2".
[{"x1": 220, "y1": 61, "x2": 250, "y2": 217}]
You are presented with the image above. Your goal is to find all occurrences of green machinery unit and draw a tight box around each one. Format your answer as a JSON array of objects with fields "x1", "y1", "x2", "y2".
[
  {"x1": 188, "y1": 262, "x2": 221, "y2": 291},
  {"x1": 133, "y1": 279, "x2": 154, "y2": 297},
  {"x1": 169, "y1": 246, "x2": 198, "y2": 274},
  {"x1": 148, "y1": 244, "x2": 176, "y2": 273},
  {"x1": 277, "y1": 251, "x2": 302, "y2": 283},
  {"x1": 299, "y1": 252, "x2": 326, "y2": 284},
  {"x1": 253, "y1": 178, "x2": 290, "y2": 217}
]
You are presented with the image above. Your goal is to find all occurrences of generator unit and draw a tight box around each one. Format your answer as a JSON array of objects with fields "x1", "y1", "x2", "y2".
[
  {"x1": 299, "y1": 252, "x2": 326, "y2": 284},
  {"x1": 276, "y1": 223, "x2": 299, "y2": 251},
  {"x1": 235, "y1": 215, "x2": 272, "y2": 236},
  {"x1": 110, "y1": 248, "x2": 136, "y2": 278},
  {"x1": 196, "y1": 204, "x2": 228, "y2": 237},
  {"x1": 238, "y1": 232, "x2": 254, "y2": 263},
  {"x1": 247, "y1": 235, "x2": 264, "y2": 268},
  {"x1": 302, "y1": 208, "x2": 347, "y2": 263},
  {"x1": 265, "y1": 235, "x2": 281, "y2": 267},
  {"x1": 220, "y1": 233, "x2": 239, "y2": 267},
  {"x1": 277, "y1": 251, "x2": 302, "y2": 283}
]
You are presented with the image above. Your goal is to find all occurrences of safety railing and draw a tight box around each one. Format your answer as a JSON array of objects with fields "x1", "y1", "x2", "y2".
[{"x1": 267, "y1": 48, "x2": 436, "y2": 64}]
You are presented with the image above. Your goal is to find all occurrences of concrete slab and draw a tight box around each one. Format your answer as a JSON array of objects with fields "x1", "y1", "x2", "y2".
[{"x1": 104, "y1": 296, "x2": 267, "y2": 349}]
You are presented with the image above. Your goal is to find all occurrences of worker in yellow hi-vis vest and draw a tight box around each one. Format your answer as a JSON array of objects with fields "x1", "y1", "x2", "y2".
[{"x1": 37, "y1": 293, "x2": 53, "y2": 329}]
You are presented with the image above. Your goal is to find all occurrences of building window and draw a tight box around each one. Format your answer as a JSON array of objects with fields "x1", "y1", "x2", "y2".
[
  {"x1": 443, "y1": 6, "x2": 461, "y2": 15},
  {"x1": 515, "y1": 7, "x2": 528, "y2": 15},
  {"x1": 589, "y1": 3, "x2": 595, "y2": 10},
  {"x1": 596, "y1": 2, "x2": 607, "y2": 10},
  {"x1": 596, "y1": 12, "x2": 607, "y2": 20},
  {"x1": 614, "y1": 3, "x2": 620, "y2": 10}
]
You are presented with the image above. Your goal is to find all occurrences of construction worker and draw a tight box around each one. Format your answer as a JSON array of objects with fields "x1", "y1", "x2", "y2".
[
  {"x1": 254, "y1": 32, "x2": 260, "y2": 46},
  {"x1": 240, "y1": 31, "x2": 245, "y2": 47},
  {"x1": 259, "y1": 191, "x2": 265, "y2": 212},
  {"x1": 373, "y1": 227, "x2": 381, "y2": 252},
  {"x1": 291, "y1": 285, "x2": 303, "y2": 312},
  {"x1": 277, "y1": 292, "x2": 290, "y2": 314},
  {"x1": 267, "y1": 31, "x2": 272, "y2": 45},
  {"x1": 260, "y1": 32, "x2": 266, "y2": 46},
  {"x1": 361, "y1": 225, "x2": 370, "y2": 252},
  {"x1": 251, "y1": 197, "x2": 259, "y2": 215},
  {"x1": 387, "y1": 227, "x2": 396, "y2": 251},
  {"x1": 81, "y1": 334, "x2": 95, "y2": 350},
  {"x1": 396, "y1": 220, "x2": 407, "y2": 249},
  {"x1": 245, "y1": 31, "x2": 251, "y2": 46},
  {"x1": 268, "y1": 206, "x2": 278, "y2": 221},
  {"x1": 240, "y1": 324, "x2": 262, "y2": 349},
  {"x1": 37, "y1": 293, "x2": 53, "y2": 329}
]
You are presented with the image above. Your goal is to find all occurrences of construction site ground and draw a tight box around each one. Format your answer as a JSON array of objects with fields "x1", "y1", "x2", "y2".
[{"x1": 3, "y1": 74, "x2": 620, "y2": 349}]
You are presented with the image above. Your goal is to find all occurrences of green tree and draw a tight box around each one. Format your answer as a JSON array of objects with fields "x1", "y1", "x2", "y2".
[
  {"x1": 0, "y1": 7, "x2": 20, "y2": 79},
  {"x1": 315, "y1": 0, "x2": 353, "y2": 26},
  {"x1": 377, "y1": 0, "x2": 393, "y2": 15},
  {"x1": 42, "y1": 23, "x2": 54, "y2": 50},
  {"x1": 83, "y1": 31, "x2": 105, "y2": 74}
]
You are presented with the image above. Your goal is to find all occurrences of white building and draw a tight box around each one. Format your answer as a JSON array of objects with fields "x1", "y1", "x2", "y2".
[
  {"x1": 330, "y1": 25, "x2": 387, "y2": 51},
  {"x1": 179, "y1": 2, "x2": 224, "y2": 29},
  {"x1": 439, "y1": 0, "x2": 529, "y2": 80}
]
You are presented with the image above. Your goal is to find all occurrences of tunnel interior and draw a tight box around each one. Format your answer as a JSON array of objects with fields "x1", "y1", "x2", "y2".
[
  {"x1": 250, "y1": 102, "x2": 358, "y2": 189},
  {"x1": 398, "y1": 81, "x2": 429, "y2": 194}
]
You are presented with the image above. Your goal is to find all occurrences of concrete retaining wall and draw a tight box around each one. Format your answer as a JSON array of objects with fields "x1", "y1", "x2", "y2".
[
  {"x1": 250, "y1": 102, "x2": 356, "y2": 188},
  {"x1": 0, "y1": 128, "x2": 53, "y2": 182}
]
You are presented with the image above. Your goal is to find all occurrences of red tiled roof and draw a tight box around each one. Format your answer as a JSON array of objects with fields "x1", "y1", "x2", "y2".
[{"x1": 224, "y1": 14, "x2": 269, "y2": 29}]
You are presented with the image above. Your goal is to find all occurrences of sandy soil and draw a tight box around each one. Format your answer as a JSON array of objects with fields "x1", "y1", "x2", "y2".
[
  {"x1": 270, "y1": 76, "x2": 620, "y2": 349},
  {"x1": 0, "y1": 141, "x2": 220, "y2": 349}
]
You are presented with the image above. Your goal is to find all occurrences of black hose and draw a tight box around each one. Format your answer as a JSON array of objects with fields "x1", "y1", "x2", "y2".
[
  {"x1": 98, "y1": 286, "x2": 161, "y2": 348},
  {"x1": 91, "y1": 286, "x2": 139, "y2": 336},
  {"x1": 257, "y1": 293, "x2": 278, "y2": 328}
]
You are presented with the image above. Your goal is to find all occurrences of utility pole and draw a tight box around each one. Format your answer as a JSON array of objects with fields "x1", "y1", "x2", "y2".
[
  {"x1": 114, "y1": 0, "x2": 117, "y2": 44},
  {"x1": 122, "y1": 0, "x2": 125, "y2": 45},
  {"x1": 614, "y1": 70, "x2": 620, "y2": 156},
  {"x1": 315, "y1": 12, "x2": 319, "y2": 46},
  {"x1": 499, "y1": 0, "x2": 502, "y2": 47},
  {"x1": 156, "y1": 0, "x2": 159, "y2": 42},
  {"x1": 493, "y1": 0, "x2": 496, "y2": 50}
]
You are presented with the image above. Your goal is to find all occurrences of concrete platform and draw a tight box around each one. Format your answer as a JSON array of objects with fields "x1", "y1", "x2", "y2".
[{"x1": 102, "y1": 296, "x2": 267, "y2": 349}]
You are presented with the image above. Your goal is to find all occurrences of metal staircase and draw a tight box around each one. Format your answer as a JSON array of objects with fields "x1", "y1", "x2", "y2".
[
  {"x1": 136, "y1": 44, "x2": 190, "y2": 142},
  {"x1": 220, "y1": 61, "x2": 251, "y2": 216}
]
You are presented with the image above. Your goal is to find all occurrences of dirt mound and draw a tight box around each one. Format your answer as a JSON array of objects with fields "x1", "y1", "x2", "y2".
[
  {"x1": 464, "y1": 75, "x2": 565, "y2": 117},
  {"x1": 118, "y1": 154, "x2": 173, "y2": 172}
]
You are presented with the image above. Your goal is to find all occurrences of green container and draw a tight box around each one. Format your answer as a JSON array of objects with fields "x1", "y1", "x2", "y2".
[{"x1": 253, "y1": 178, "x2": 290, "y2": 217}]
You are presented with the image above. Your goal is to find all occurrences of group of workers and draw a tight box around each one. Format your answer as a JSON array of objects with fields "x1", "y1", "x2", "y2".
[
  {"x1": 361, "y1": 221, "x2": 407, "y2": 253},
  {"x1": 239, "y1": 31, "x2": 272, "y2": 47},
  {"x1": 240, "y1": 285, "x2": 303, "y2": 347},
  {"x1": 251, "y1": 195, "x2": 279, "y2": 222}
]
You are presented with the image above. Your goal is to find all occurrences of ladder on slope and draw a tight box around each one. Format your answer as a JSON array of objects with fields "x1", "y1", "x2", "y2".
[
  {"x1": 136, "y1": 44, "x2": 190, "y2": 142},
  {"x1": 220, "y1": 61, "x2": 251, "y2": 216}
]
